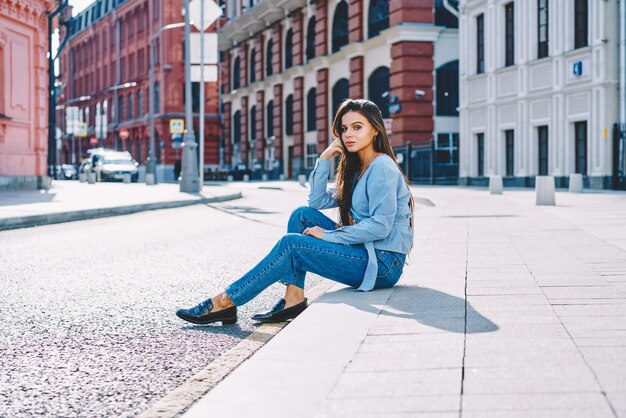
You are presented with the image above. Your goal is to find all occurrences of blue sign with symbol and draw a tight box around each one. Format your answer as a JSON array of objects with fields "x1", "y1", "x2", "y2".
[{"x1": 573, "y1": 61, "x2": 583, "y2": 77}]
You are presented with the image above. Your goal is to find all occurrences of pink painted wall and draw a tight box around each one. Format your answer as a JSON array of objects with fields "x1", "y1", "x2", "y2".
[{"x1": 0, "y1": 0, "x2": 53, "y2": 178}]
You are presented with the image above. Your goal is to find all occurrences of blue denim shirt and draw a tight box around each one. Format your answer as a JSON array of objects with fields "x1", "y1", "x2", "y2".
[{"x1": 308, "y1": 155, "x2": 413, "y2": 290}]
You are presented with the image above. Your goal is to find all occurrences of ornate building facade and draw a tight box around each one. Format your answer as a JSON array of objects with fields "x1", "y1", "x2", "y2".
[
  {"x1": 219, "y1": 0, "x2": 460, "y2": 180},
  {"x1": 459, "y1": 0, "x2": 625, "y2": 189},
  {"x1": 0, "y1": 0, "x2": 54, "y2": 190},
  {"x1": 57, "y1": 0, "x2": 221, "y2": 182}
]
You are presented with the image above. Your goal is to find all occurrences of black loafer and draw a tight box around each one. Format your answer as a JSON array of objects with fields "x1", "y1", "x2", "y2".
[
  {"x1": 252, "y1": 298, "x2": 308, "y2": 323},
  {"x1": 176, "y1": 298, "x2": 238, "y2": 325}
]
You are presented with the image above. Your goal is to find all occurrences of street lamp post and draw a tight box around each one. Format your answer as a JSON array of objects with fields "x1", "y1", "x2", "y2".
[
  {"x1": 180, "y1": 0, "x2": 200, "y2": 193},
  {"x1": 147, "y1": 22, "x2": 186, "y2": 186}
]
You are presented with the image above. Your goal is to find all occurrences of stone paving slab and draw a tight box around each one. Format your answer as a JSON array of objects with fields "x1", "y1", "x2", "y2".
[{"x1": 180, "y1": 187, "x2": 626, "y2": 417}]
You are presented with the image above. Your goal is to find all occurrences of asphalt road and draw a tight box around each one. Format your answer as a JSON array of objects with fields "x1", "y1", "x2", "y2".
[{"x1": 0, "y1": 184, "x2": 329, "y2": 417}]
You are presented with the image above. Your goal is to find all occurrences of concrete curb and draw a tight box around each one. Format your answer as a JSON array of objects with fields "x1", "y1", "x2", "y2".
[
  {"x1": 0, "y1": 192, "x2": 242, "y2": 231},
  {"x1": 138, "y1": 280, "x2": 336, "y2": 418}
]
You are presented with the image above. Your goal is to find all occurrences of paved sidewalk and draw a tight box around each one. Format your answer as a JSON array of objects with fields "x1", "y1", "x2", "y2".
[
  {"x1": 182, "y1": 186, "x2": 626, "y2": 418},
  {"x1": 0, "y1": 180, "x2": 242, "y2": 230}
]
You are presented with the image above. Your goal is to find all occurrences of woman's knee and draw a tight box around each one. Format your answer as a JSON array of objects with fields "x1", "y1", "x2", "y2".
[
  {"x1": 287, "y1": 206, "x2": 318, "y2": 233},
  {"x1": 277, "y1": 233, "x2": 304, "y2": 252}
]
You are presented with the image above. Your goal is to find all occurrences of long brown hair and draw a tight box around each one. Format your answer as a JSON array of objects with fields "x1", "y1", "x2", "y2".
[{"x1": 332, "y1": 99, "x2": 414, "y2": 230}]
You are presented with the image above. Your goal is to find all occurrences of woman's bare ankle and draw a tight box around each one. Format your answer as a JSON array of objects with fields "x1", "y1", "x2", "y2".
[
  {"x1": 211, "y1": 292, "x2": 235, "y2": 312},
  {"x1": 283, "y1": 285, "x2": 305, "y2": 308}
]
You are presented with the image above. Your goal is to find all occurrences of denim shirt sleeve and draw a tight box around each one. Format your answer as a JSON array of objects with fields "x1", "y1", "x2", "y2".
[
  {"x1": 322, "y1": 163, "x2": 398, "y2": 244},
  {"x1": 307, "y1": 159, "x2": 338, "y2": 210}
]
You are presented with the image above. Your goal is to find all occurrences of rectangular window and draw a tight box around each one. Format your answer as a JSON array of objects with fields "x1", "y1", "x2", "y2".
[
  {"x1": 129, "y1": 53, "x2": 135, "y2": 79},
  {"x1": 436, "y1": 133, "x2": 459, "y2": 165},
  {"x1": 153, "y1": 0, "x2": 160, "y2": 21},
  {"x1": 505, "y1": 129, "x2": 514, "y2": 176},
  {"x1": 476, "y1": 14, "x2": 485, "y2": 74},
  {"x1": 538, "y1": 125, "x2": 549, "y2": 175},
  {"x1": 505, "y1": 2, "x2": 515, "y2": 67},
  {"x1": 574, "y1": 0, "x2": 588, "y2": 49},
  {"x1": 538, "y1": 0, "x2": 549, "y2": 58},
  {"x1": 138, "y1": 49, "x2": 144, "y2": 74},
  {"x1": 575, "y1": 121, "x2": 587, "y2": 175},
  {"x1": 0, "y1": 46, "x2": 5, "y2": 115},
  {"x1": 306, "y1": 144, "x2": 318, "y2": 169},
  {"x1": 477, "y1": 133, "x2": 485, "y2": 176}
]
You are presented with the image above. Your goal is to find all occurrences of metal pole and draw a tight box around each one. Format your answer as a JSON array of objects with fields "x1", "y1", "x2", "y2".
[
  {"x1": 199, "y1": 0, "x2": 205, "y2": 188},
  {"x1": 146, "y1": 37, "x2": 157, "y2": 185},
  {"x1": 115, "y1": 18, "x2": 121, "y2": 150},
  {"x1": 618, "y1": 0, "x2": 626, "y2": 181},
  {"x1": 180, "y1": 0, "x2": 200, "y2": 192},
  {"x1": 217, "y1": 9, "x2": 224, "y2": 169}
]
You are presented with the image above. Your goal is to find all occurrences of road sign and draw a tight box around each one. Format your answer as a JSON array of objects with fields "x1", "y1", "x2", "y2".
[
  {"x1": 119, "y1": 129, "x2": 130, "y2": 140},
  {"x1": 75, "y1": 122, "x2": 88, "y2": 138},
  {"x1": 189, "y1": 0, "x2": 223, "y2": 32},
  {"x1": 170, "y1": 119, "x2": 185, "y2": 134},
  {"x1": 190, "y1": 33, "x2": 218, "y2": 64}
]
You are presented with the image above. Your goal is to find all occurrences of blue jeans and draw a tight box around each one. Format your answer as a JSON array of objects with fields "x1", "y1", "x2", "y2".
[{"x1": 225, "y1": 206, "x2": 406, "y2": 306}]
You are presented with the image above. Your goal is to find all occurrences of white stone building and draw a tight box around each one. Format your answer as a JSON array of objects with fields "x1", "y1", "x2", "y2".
[{"x1": 459, "y1": 0, "x2": 625, "y2": 189}]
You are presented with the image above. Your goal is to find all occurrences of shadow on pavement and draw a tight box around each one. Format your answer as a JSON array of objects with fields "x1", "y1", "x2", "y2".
[
  {"x1": 0, "y1": 190, "x2": 56, "y2": 206},
  {"x1": 180, "y1": 323, "x2": 250, "y2": 338},
  {"x1": 322, "y1": 285, "x2": 499, "y2": 334}
]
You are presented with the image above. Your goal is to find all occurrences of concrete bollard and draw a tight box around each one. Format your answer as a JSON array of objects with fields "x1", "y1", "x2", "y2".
[
  {"x1": 243, "y1": 174, "x2": 250, "y2": 182},
  {"x1": 87, "y1": 172, "x2": 96, "y2": 184},
  {"x1": 489, "y1": 175, "x2": 503, "y2": 195},
  {"x1": 227, "y1": 175, "x2": 234, "y2": 182},
  {"x1": 78, "y1": 173, "x2": 87, "y2": 183},
  {"x1": 298, "y1": 174, "x2": 307, "y2": 186},
  {"x1": 569, "y1": 173, "x2": 583, "y2": 193},
  {"x1": 279, "y1": 174, "x2": 285, "y2": 181},
  {"x1": 535, "y1": 175, "x2": 556, "y2": 206},
  {"x1": 145, "y1": 173, "x2": 155, "y2": 185},
  {"x1": 262, "y1": 173, "x2": 268, "y2": 181},
  {"x1": 123, "y1": 174, "x2": 131, "y2": 184}
]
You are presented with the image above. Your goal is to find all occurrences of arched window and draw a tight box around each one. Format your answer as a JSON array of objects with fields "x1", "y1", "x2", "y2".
[
  {"x1": 332, "y1": 78, "x2": 350, "y2": 115},
  {"x1": 249, "y1": 48, "x2": 256, "y2": 83},
  {"x1": 128, "y1": 93, "x2": 133, "y2": 120},
  {"x1": 332, "y1": 1, "x2": 349, "y2": 53},
  {"x1": 368, "y1": 0, "x2": 389, "y2": 39},
  {"x1": 154, "y1": 83, "x2": 160, "y2": 113},
  {"x1": 250, "y1": 105, "x2": 257, "y2": 141},
  {"x1": 285, "y1": 29, "x2": 293, "y2": 69},
  {"x1": 285, "y1": 94, "x2": 294, "y2": 135},
  {"x1": 436, "y1": 60, "x2": 459, "y2": 116},
  {"x1": 307, "y1": 88, "x2": 317, "y2": 132},
  {"x1": 368, "y1": 66, "x2": 390, "y2": 118},
  {"x1": 233, "y1": 110, "x2": 241, "y2": 144},
  {"x1": 137, "y1": 90, "x2": 143, "y2": 118},
  {"x1": 267, "y1": 100, "x2": 274, "y2": 138},
  {"x1": 306, "y1": 17, "x2": 316, "y2": 62},
  {"x1": 435, "y1": 0, "x2": 459, "y2": 28},
  {"x1": 266, "y1": 39, "x2": 274, "y2": 77},
  {"x1": 233, "y1": 56, "x2": 241, "y2": 90}
]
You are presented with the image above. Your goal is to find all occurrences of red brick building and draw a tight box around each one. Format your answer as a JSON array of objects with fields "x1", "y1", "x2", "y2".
[
  {"x1": 219, "y1": 0, "x2": 459, "y2": 180},
  {"x1": 0, "y1": 0, "x2": 54, "y2": 190},
  {"x1": 57, "y1": 0, "x2": 221, "y2": 182}
]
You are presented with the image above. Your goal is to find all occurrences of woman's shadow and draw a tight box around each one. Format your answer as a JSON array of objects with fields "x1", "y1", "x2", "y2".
[{"x1": 322, "y1": 284, "x2": 499, "y2": 334}]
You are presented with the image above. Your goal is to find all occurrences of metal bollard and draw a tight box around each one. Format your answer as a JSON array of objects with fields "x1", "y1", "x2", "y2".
[
  {"x1": 262, "y1": 174, "x2": 268, "y2": 181},
  {"x1": 145, "y1": 173, "x2": 155, "y2": 185},
  {"x1": 123, "y1": 174, "x2": 131, "y2": 184},
  {"x1": 227, "y1": 175, "x2": 234, "y2": 182},
  {"x1": 78, "y1": 173, "x2": 87, "y2": 183},
  {"x1": 87, "y1": 172, "x2": 96, "y2": 184},
  {"x1": 298, "y1": 174, "x2": 307, "y2": 186},
  {"x1": 535, "y1": 175, "x2": 556, "y2": 205},
  {"x1": 243, "y1": 174, "x2": 250, "y2": 182},
  {"x1": 489, "y1": 175, "x2": 503, "y2": 195},
  {"x1": 279, "y1": 174, "x2": 285, "y2": 181},
  {"x1": 569, "y1": 173, "x2": 583, "y2": 193}
]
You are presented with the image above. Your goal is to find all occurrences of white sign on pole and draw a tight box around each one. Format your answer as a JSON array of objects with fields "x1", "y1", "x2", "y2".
[
  {"x1": 190, "y1": 33, "x2": 219, "y2": 64},
  {"x1": 65, "y1": 106, "x2": 80, "y2": 135},
  {"x1": 189, "y1": 0, "x2": 222, "y2": 32},
  {"x1": 191, "y1": 65, "x2": 218, "y2": 82}
]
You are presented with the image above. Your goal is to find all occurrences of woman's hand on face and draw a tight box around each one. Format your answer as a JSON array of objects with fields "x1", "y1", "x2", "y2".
[
  {"x1": 319, "y1": 139, "x2": 344, "y2": 160},
  {"x1": 303, "y1": 226, "x2": 325, "y2": 240}
]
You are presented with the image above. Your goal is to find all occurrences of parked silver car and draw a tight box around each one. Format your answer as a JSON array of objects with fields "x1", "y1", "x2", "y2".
[{"x1": 80, "y1": 149, "x2": 139, "y2": 182}]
